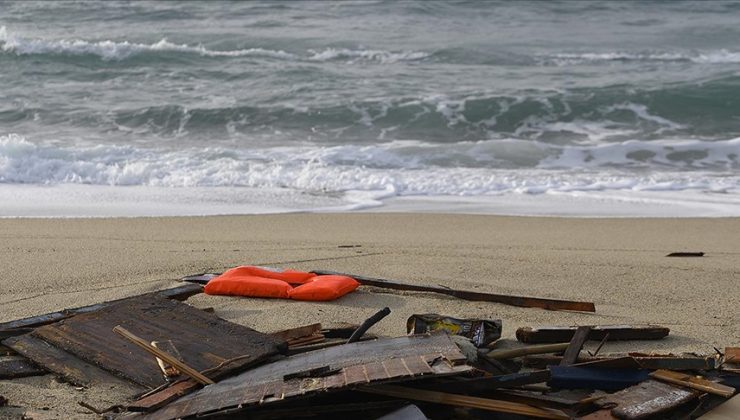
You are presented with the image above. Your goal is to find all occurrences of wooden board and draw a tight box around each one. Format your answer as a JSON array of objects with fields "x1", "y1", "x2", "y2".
[
  {"x1": 0, "y1": 284, "x2": 202, "y2": 335},
  {"x1": 4, "y1": 334, "x2": 144, "y2": 397},
  {"x1": 523, "y1": 354, "x2": 717, "y2": 371},
  {"x1": 560, "y1": 326, "x2": 591, "y2": 366},
  {"x1": 596, "y1": 379, "x2": 696, "y2": 419},
  {"x1": 142, "y1": 334, "x2": 472, "y2": 420},
  {"x1": 650, "y1": 369, "x2": 735, "y2": 398},
  {"x1": 516, "y1": 325, "x2": 669, "y2": 344},
  {"x1": 25, "y1": 294, "x2": 285, "y2": 389},
  {"x1": 0, "y1": 355, "x2": 46, "y2": 379}
]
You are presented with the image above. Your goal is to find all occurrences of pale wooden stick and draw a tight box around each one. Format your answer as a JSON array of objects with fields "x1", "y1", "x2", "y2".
[{"x1": 112, "y1": 325, "x2": 215, "y2": 385}]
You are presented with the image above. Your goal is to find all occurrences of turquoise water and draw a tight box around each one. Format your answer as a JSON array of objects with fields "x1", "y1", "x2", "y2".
[{"x1": 1, "y1": 1, "x2": 739, "y2": 216}]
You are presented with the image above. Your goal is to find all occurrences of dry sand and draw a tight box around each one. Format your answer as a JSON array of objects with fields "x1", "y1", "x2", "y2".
[{"x1": 1, "y1": 214, "x2": 739, "y2": 418}]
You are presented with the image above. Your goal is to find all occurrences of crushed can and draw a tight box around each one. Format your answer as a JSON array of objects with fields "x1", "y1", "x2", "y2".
[{"x1": 406, "y1": 314, "x2": 502, "y2": 348}]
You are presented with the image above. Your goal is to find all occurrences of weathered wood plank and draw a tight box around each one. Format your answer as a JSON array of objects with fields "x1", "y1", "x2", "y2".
[
  {"x1": 142, "y1": 334, "x2": 471, "y2": 419},
  {"x1": 0, "y1": 355, "x2": 46, "y2": 379},
  {"x1": 523, "y1": 353, "x2": 717, "y2": 370},
  {"x1": 596, "y1": 379, "x2": 697, "y2": 420},
  {"x1": 517, "y1": 325, "x2": 669, "y2": 344},
  {"x1": 561, "y1": 326, "x2": 591, "y2": 366},
  {"x1": 0, "y1": 284, "x2": 202, "y2": 334},
  {"x1": 31, "y1": 294, "x2": 284, "y2": 389},
  {"x1": 3, "y1": 334, "x2": 144, "y2": 397},
  {"x1": 311, "y1": 270, "x2": 596, "y2": 312}
]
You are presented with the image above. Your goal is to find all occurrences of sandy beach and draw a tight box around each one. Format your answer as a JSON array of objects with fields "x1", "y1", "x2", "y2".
[{"x1": 1, "y1": 214, "x2": 739, "y2": 418}]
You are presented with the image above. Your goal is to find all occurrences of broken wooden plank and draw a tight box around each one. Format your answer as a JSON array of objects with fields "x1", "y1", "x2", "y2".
[
  {"x1": 269, "y1": 323, "x2": 322, "y2": 341},
  {"x1": 486, "y1": 343, "x2": 570, "y2": 360},
  {"x1": 725, "y1": 347, "x2": 740, "y2": 365},
  {"x1": 523, "y1": 353, "x2": 717, "y2": 370},
  {"x1": 560, "y1": 326, "x2": 591, "y2": 366},
  {"x1": 359, "y1": 385, "x2": 569, "y2": 419},
  {"x1": 666, "y1": 252, "x2": 704, "y2": 257},
  {"x1": 595, "y1": 379, "x2": 697, "y2": 420},
  {"x1": 424, "y1": 370, "x2": 552, "y2": 393},
  {"x1": 0, "y1": 355, "x2": 45, "y2": 379},
  {"x1": 150, "y1": 340, "x2": 182, "y2": 379},
  {"x1": 141, "y1": 334, "x2": 472, "y2": 419},
  {"x1": 3, "y1": 334, "x2": 145, "y2": 397},
  {"x1": 113, "y1": 326, "x2": 214, "y2": 385},
  {"x1": 0, "y1": 283, "x2": 202, "y2": 334},
  {"x1": 516, "y1": 325, "x2": 669, "y2": 344},
  {"x1": 24, "y1": 294, "x2": 284, "y2": 389},
  {"x1": 650, "y1": 369, "x2": 735, "y2": 398},
  {"x1": 549, "y1": 366, "x2": 649, "y2": 391},
  {"x1": 311, "y1": 270, "x2": 596, "y2": 312}
]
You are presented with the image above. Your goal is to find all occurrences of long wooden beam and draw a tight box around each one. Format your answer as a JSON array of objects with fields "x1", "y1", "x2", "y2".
[
  {"x1": 311, "y1": 270, "x2": 595, "y2": 312},
  {"x1": 359, "y1": 385, "x2": 569, "y2": 419}
]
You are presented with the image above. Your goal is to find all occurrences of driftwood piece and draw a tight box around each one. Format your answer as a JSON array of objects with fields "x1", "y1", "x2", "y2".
[
  {"x1": 348, "y1": 307, "x2": 391, "y2": 343},
  {"x1": 560, "y1": 326, "x2": 591, "y2": 366},
  {"x1": 596, "y1": 379, "x2": 697, "y2": 420},
  {"x1": 311, "y1": 270, "x2": 596, "y2": 312},
  {"x1": 666, "y1": 252, "x2": 704, "y2": 257},
  {"x1": 516, "y1": 325, "x2": 669, "y2": 344},
  {"x1": 0, "y1": 283, "x2": 203, "y2": 335},
  {"x1": 650, "y1": 369, "x2": 735, "y2": 398},
  {"x1": 359, "y1": 385, "x2": 569, "y2": 419},
  {"x1": 486, "y1": 343, "x2": 570, "y2": 360}
]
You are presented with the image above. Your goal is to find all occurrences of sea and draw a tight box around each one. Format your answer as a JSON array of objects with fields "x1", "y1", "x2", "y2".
[{"x1": 2, "y1": 1, "x2": 739, "y2": 217}]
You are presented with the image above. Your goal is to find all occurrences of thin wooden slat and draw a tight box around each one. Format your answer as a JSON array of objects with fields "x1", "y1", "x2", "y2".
[
  {"x1": 516, "y1": 325, "x2": 669, "y2": 344},
  {"x1": 523, "y1": 354, "x2": 717, "y2": 371},
  {"x1": 359, "y1": 385, "x2": 569, "y2": 419},
  {"x1": 486, "y1": 343, "x2": 569, "y2": 360},
  {"x1": 561, "y1": 326, "x2": 591, "y2": 366},
  {"x1": 650, "y1": 369, "x2": 735, "y2": 398},
  {"x1": 311, "y1": 270, "x2": 596, "y2": 312}
]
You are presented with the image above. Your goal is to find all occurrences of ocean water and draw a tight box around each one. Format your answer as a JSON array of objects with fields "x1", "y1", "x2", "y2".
[{"x1": 1, "y1": 1, "x2": 739, "y2": 217}]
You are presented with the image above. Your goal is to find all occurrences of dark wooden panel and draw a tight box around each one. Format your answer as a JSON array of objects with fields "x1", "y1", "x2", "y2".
[
  {"x1": 0, "y1": 284, "x2": 202, "y2": 334},
  {"x1": 516, "y1": 325, "x2": 670, "y2": 344},
  {"x1": 0, "y1": 355, "x2": 46, "y2": 379},
  {"x1": 143, "y1": 334, "x2": 471, "y2": 420},
  {"x1": 4, "y1": 334, "x2": 144, "y2": 396},
  {"x1": 31, "y1": 294, "x2": 284, "y2": 388}
]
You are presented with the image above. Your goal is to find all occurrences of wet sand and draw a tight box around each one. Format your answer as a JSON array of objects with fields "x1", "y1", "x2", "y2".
[{"x1": 1, "y1": 214, "x2": 738, "y2": 418}]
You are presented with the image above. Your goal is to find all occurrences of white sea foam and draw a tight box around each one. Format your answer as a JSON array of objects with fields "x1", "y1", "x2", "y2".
[
  {"x1": 0, "y1": 27, "x2": 429, "y2": 63},
  {"x1": 548, "y1": 50, "x2": 740, "y2": 65}
]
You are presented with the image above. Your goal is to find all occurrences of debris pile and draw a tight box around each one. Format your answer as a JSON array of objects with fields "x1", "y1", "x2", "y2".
[{"x1": 0, "y1": 266, "x2": 736, "y2": 419}]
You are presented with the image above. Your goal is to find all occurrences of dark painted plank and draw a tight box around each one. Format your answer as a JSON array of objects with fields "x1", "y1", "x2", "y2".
[
  {"x1": 516, "y1": 325, "x2": 669, "y2": 344},
  {"x1": 0, "y1": 355, "x2": 46, "y2": 379},
  {"x1": 32, "y1": 294, "x2": 284, "y2": 389},
  {"x1": 0, "y1": 284, "x2": 202, "y2": 334},
  {"x1": 4, "y1": 334, "x2": 144, "y2": 397},
  {"x1": 549, "y1": 366, "x2": 649, "y2": 391},
  {"x1": 524, "y1": 354, "x2": 716, "y2": 370},
  {"x1": 560, "y1": 326, "x2": 591, "y2": 366},
  {"x1": 311, "y1": 270, "x2": 595, "y2": 312}
]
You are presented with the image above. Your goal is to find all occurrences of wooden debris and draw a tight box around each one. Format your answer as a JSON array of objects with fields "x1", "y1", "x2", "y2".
[
  {"x1": 143, "y1": 334, "x2": 472, "y2": 419},
  {"x1": 113, "y1": 326, "x2": 214, "y2": 385},
  {"x1": 0, "y1": 355, "x2": 46, "y2": 379},
  {"x1": 348, "y1": 307, "x2": 391, "y2": 343},
  {"x1": 724, "y1": 347, "x2": 740, "y2": 365},
  {"x1": 523, "y1": 353, "x2": 717, "y2": 370},
  {"x1": 360, "y1": 385, "x2": 569, "y2": 419},
  {"x1": 595, "y1": 379, "x2": 697, "y2": 419},
  {"x1": 151, "y1": 340, "x2": 183, "y2": 379},
  {"x1": 666, "y1": 252, "x2": 704, "y2": 257},
  {"x1": 650, "y1": 369, "x2": 736, "y2": 398},
  {"x1": 517, "y1": 325, "x2": 669, "y2": 344},
  {"x1": 311, "y1": 270, "x2": 596, "y2": 312},
  {"x1": 560, "y1": 326, "x2": 591, "y2": 366},
  {"x1": 0, "y1": 283, "x2": 202, "y2": 335},
  {"x1": 486, "y1": 342, "x2": 570, "y2": 360},
  {"x1": 269, "y1": 323, "x2": 322, "y2": 341}
]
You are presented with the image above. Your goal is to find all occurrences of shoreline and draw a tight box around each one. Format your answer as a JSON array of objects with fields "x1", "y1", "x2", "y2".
[{"x1": 1, "y1": 213, "x2": 738, "y2": 417}]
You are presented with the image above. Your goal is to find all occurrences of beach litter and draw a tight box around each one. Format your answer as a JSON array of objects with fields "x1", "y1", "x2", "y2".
[{"x1": 0, "y1": 270, "x2": 737, "y2": 419}]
